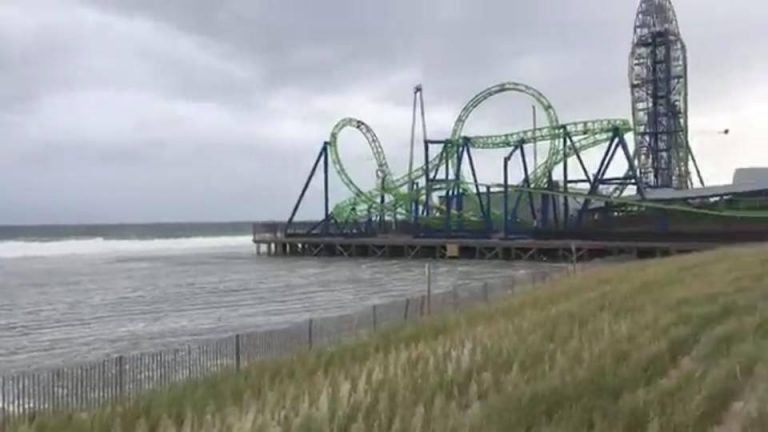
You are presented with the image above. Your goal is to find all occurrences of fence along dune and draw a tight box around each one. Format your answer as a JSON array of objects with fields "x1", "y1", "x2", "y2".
[
  {"x1": 8, "y1": 247, "x2": 768, "y2": 430},
  {"x1": 0, "y1": 266, "x2": 562, "y2": 428}
]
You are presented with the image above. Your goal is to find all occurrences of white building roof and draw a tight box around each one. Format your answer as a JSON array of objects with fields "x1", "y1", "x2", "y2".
[
  {"x1": 733, "y1": 168, "x2": 768, "y2": 185},
  {"x1": 634, "y1": 181, "x2": 768, "y2": 201}
]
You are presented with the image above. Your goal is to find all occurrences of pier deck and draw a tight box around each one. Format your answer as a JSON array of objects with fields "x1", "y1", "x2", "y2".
[{"x1": 252, "y1": 235, "x2": 717, "y2": 262}]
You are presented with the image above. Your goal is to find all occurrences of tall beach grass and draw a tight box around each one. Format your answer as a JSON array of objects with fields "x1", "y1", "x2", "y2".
[{"x1": 12, "y1": 245, "x2": 768, "y2": 431}]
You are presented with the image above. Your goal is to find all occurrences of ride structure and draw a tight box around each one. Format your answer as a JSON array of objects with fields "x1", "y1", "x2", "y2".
[
  {"x1": 285, "y1": 81, "x2": 645, "y2": 238},
  {"x1": 629, "y1": 0, "x2": 703, "y2": 189},
  {"x1": 281, "y1": 0, "x2": 768, "y2": 244}
]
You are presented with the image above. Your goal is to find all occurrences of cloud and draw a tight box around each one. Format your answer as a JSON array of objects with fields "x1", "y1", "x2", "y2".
[{"x1": 0, "y1": 0, "x2": 766, "y2": 223}]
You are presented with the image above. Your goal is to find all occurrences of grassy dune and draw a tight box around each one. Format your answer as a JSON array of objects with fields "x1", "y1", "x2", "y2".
[{"x1": 16, "y1": 246, "x2": 768, "y2": 431}]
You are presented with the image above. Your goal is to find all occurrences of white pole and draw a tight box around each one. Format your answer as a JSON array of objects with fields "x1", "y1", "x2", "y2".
[
  {"x1": 425, "y1": 262, "x2": 432, "y2": 315},
  {"x1": 532, "y1": 105, "x2": 539, "y2": 227},
  {"x1": 532, "y1": 105, "x2": 538, "y2": 171},
  {"x1": 408, "y1": 85, "x2": 421, "y2": 197}
]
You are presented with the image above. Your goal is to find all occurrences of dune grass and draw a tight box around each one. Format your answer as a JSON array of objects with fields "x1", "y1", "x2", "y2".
[{"x1": 13, "y1": 245, "x2": 768, "y2": 431}]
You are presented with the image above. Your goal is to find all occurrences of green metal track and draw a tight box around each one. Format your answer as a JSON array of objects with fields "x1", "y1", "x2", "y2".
[{"x1": 324, "y1": 81, "x2": 763, "y2": 221}]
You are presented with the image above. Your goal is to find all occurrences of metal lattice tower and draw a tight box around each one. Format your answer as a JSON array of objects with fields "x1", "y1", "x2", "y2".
[{"x1": 630, "y1": 0, "x2": 690, "y2": 189}]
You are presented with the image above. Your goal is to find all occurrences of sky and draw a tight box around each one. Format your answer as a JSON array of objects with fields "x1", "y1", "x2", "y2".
[{"x1": 0, "y1": 0, "x2": 766, "y2": 224}]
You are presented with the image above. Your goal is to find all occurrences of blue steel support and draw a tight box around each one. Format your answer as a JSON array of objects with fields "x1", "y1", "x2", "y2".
[
  {"x1": 549, "y1": 173, "x2": 559, "y2": 229},
  {"x1": 423, "y1": 138, "x2": 431, "y2": 217},
  {"x1": 365, "y1": 206, "x2": 374, "y2": 234},
  {"x1": 575, "y1": 131, "x2": 623, "y2": 228},
  {"x1": 503, "y1": 146, "x2": 525, "y2": 238},
  {"x1": 541, "y1": 186, "x2": 550, "y2": 229},
  {"x1": 575, "y1": 129, "x2": 646, "y2": 228},
  {"x1": 427, "y1": 141, "x2": 447, "y2": 184},
  {"x1": 454, "y1": 141, "x2": 465, "y2": 196},
  {"x1": 573, "y1": 132, "x2": 620, "y2": 227},
  {"x1": 306, "y1": 216, "x2": 329, "y2": 235},
  {"x1": 379, "y1": 174, "x2": 386, "y2": 232},
  {"x1": 562, "y1": 131, "x2": 569, "y2": 230},
  {"x1": 443, "y1": 141, "x2": 455, "y2": 235},
  {"x1": 592, "y1": 135, "x2": 618, "y2": 187},
  {"x1": 322, "y1": 141, "x2": 329, "y2": 235},
  {"x1": 412, "y1": 181, "x2": 420, "y2": 225},
  {"x1": 456, "y1": 143, "x2": 466, "y2": 233},
  {"x1": 503, "y1": 145, "x2": 529, "y2": 237},
  {"x1": 550, "y1": 196, "x2": 559, "y2": 230},
  {"x1": 392, "y1": 202, "x2": 398, "y2": 232},
  {"x1": 576, "y1": 136, "x2": 618, "y2": 227},
  {"x1": 286, "y1": 142, "x2": 328, "y2": 235},
  {"x1": 518, "y1": 141, "x2": 538, "y2": 226},
  {"x1": 485, "y1": 186, "x2": 493, "y2": 233},
  {"x1": 502, "y1": 146, "x2": 519, "y2": 238},
  {"x1": 566, "y1": 132, "x2": 595, "y2": 192},
  {"x1": 618, "y1": 132, "x2": 646, "y2": 199},
  {"x1": 511, "y1": 187, "x2": 525, "y2": 229},
  {"x1": 464, "y1": 139, "x2": 490, "y2": 226},
  {"x1": 503, "y1": 156, "x2": 509, "y2": 237}
]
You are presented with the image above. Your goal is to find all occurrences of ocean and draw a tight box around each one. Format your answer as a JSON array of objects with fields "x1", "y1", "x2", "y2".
[{"x1": 0, "y1": 222, "x2": 537, "y2": 374}]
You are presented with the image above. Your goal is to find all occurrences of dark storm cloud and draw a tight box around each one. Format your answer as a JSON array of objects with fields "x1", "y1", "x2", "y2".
[
  {"x1": 1, "y1": 0, "x2": 766, "y2": 223},
  {"x1": 88, "y1": 0, "x2": 635, "y2": 108}
]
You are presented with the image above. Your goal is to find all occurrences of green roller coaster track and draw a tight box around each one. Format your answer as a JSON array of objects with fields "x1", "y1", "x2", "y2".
[{"x1": 325, "y1": 82, "x2": 767, "y2": 221}]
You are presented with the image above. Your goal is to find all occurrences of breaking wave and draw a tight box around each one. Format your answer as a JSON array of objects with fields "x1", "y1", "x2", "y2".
[{"x1": 0, "y1": 236, "x2": 252, "y2": 258}]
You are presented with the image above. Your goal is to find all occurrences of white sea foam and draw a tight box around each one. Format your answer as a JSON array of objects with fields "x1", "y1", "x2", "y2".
[{"x1": 0, "y1": 236, "x2": 252, "y2": 258}]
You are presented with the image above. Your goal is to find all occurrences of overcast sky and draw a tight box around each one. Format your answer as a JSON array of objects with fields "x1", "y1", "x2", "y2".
[{"x1": 1, "y1": 0, "x2": 766, "y2": 224}]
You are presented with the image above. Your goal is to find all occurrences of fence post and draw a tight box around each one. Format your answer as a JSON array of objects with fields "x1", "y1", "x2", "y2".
[
  {"x1": 54, "y1": 369, "x2": 62, "y2": 412},
  {"x1": 76, "y1": 365, "x2": 82, "y2": 410},
  {"x1": 1, "y1": 375, "x2": 5, "y2": 428},
  {"x1": 99, "y1": 360, "x2": 105, "y2": 406},
  {"x1": 11, "y1": 375, "x2": 16, "y2": 421},
  {"x1": 159, "y1": 351, "x2": 166, "y2": 387},
  {"x1": 372, "y1": 304, "x2": 378, "y2": 331},
  {"x1": 20, "y1": 372, "x2": 26, "y2": 418},
  {"x1": 235, "y1": 334, "x2": 242, "y2": 371},
  {"x1": 425, "y1": 263, "x2": 432, "y2": 315},
  {"x1": 187, "y1": 345, "x2": 193, "y2": 379},
  {"x1": 308, "y1": 319, "x2": 314, "y2": 351},
  {"x1": 17, "y1": 375, "x2": 23, "y2": 420},
  {"x1": 570, "y1": 242, "x2": 577, "y2": 273},
  {"x1": 116, "y1": 355, "x2": 125, "y2": 398},
  {"x1": 404, "y1": 298, "x2": 410, "y2": 321},
  {"x1": 171, "y1": 350, "x2": 178, "y2": 385}
]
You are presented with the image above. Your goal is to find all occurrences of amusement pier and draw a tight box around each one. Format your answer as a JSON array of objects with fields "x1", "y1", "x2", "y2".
[{"x1": 255, "y1": 0, "x2": 768, "y2": 262}]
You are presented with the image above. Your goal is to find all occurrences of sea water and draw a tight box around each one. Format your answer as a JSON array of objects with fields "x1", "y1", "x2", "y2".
[{"x1": 0, "y1": 223, "x2": 535, "y2": 374}]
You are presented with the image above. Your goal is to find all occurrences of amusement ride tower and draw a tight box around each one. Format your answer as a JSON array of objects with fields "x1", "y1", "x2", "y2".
[{"x1": 629, "y1": 0, "x2": 693, "y2": 189}]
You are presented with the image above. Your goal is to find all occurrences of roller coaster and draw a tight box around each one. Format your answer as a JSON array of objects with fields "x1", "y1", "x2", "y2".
[
  {"x1": 284, "y1": 0, "x2": 768, "y2": 241},
  {"x1": 328, "y1": 83, "x2": 629, "y2": 219},
  {"x1": 285, "y1": 80, "x2": 768, "y2": 240}
]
